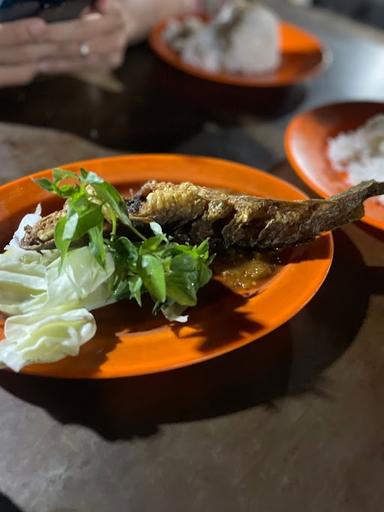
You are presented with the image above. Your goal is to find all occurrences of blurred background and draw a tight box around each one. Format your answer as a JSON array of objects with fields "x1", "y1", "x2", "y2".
[{"x1": 288, "y1": 0, "x2": 384, "y2": 29}]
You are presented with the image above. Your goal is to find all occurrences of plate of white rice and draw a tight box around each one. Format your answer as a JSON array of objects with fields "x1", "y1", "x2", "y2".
[
  {"x1": 286, "y1": 101, "x2": 384, "y2": 230},
  {"x1": 327, "y1": 114, "x2": 384, "y2": 206},
  {"x1": 149, "y1": 3, "x2": 329, "y2": 88}
]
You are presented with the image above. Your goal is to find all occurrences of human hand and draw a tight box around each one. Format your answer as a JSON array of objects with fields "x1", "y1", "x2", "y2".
[
  {"x1": 39, "y1": 0, "x2": 131, "y2": 74},
  {"x1": 0, "y1": 0, "x2": 196, "y2": 87},
  {"x1": 0, "y1": 17, "x2": 49, "y2": 87}
]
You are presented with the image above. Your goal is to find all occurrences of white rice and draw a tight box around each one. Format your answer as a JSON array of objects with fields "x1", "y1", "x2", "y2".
[
  {"x1": 327, "y1": 114, "x2": 384, "y2": 205},
  {"x1": 164, "y1": 1, "x2": 281, "y2": 75},
  {"x1": 221, "y1": 4, "x2": 281, "y2": 75}
]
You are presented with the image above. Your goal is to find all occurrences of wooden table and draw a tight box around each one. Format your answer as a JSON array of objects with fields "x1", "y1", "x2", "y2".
[{"x1": 1, "y1": 2, "x2": 384, "y2": 511}]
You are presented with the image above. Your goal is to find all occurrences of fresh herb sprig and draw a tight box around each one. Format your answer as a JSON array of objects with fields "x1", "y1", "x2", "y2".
[
  {"x1": 110, "y1": 224, "x2": 213, "y2": 313},
  {"x1": 36, "y1": 168, "x2": 144, "y2": 266},
  {"x1": 35, "y1": 169, "x2": 213, "y2": 318}
]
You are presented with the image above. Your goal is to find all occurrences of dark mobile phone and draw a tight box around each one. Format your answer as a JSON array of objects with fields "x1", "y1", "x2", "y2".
[{"x1": 0, "y1": 0, "x2": 92, "y2": 23}]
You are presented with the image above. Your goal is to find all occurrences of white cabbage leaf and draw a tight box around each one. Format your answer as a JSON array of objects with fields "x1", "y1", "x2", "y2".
[
  {"x1": 0, "y1": 306, "x2": 96, "y2": 372},
  {"x1": 46, "y1": 246, "x2": 115, "y2": 311},
  {"x1": 0, "y1": 247, "x2": 59, "y2": 315},
  {"x1": 0, "y1": 238, "x2": 115, "y2": 370}
]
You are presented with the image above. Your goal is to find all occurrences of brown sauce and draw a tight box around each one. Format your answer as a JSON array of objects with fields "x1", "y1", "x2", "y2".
[{"x1": 212, "y1": 248, "x2": 281, "y2": 294}]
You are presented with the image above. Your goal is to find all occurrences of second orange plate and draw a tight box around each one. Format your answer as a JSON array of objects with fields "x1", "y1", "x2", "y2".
[
  {"x1": 150, "y1": 17, "x2": 330, "y2": 87},
  {"x1": 0, "y1": 155, "x2": 333, "y2": 378},
  {"x1": 286, "y1": 101, "x2": 384, "y2": 230}
]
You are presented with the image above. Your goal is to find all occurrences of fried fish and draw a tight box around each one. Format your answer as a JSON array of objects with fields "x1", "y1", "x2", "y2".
[
  {"x1": 20, "y1": 180, "x2": 384, "y2": 252},
  {"x1": 126, "y1": 180, "x2": 384, "y2": 250}
]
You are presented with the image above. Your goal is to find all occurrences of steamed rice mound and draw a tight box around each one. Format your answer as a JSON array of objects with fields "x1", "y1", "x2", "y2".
[
  {"x1": 327, "y1": 114, "x2": 384, "y2": 205},
  {"x1": 222, "y1": 5, "x2": 281, "y2": 74},
  {"x1": 164, "y1": 1, "x2": 281, "y2": 75}
]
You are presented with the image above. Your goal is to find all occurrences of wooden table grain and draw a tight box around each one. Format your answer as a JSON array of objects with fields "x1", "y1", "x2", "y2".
[{"x1": 0, "y1": 2, "x2": 384, "y2": 511}]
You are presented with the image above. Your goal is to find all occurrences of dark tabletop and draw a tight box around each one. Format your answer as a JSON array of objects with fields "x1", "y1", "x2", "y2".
[{"x1": 1, "y1": 2, "x2": 384, "y2": 511}]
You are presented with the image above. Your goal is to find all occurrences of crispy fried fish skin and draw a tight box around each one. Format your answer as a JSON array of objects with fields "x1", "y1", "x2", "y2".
[
  {"x1": 127, "y1": 180, "x2": 384, "y2": 250},
  {"x1": 20, "y1": 210, "x2": 65, "y2": 250},
  {"x1": 20, "y1": 180, "x2": 384, "y2": 251}
]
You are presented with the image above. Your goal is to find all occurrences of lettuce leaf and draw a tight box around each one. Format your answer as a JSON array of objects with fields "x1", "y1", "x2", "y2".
[
  {"x1": 46, "y1": 246, "x2": 115, "y2": 311},
  {"x1": 0, "y1": 247, "x2": 58, "y2": 315},
  {"x1": 0, "y1": 246, "x2": 115, "y2": 371},
  {"x1": 0, "y1": 306, "x2": 96, "y2": 372},
  {"x1": 0, "y1": 246, "x2": 114, "y2": 316}
]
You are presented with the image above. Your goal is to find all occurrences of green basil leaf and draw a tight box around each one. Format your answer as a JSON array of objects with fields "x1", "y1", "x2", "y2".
[
  {"x1": 74, "y1": 204, "x2": 104, "y2": 239},
  {"x1": 80, "y1": 168, "x2": 89, "y2": 181},
  {"x1": 128, "y1": 275, "x2": 143, "y2": 306},
  {"x1": 196, "y1": 239, "x2": 210, "y2": 260},
  {"x1": 53, "y1": 168, "x2": 78, "y2": 182},
  {"x1": 118, "y1": 237, "x2": 139, "y2": 263},
  {"x1": 138, "y1": 254, "x2": 166, "y2": 303},
  {"x1": 70, "y1": 190, "x2": 92, "y2": 213},
  {"x1": 54, "y1": 215, "x2": 71, "y2": 261},
  {"x1": 166, "y1": 254, "x2": 198, "y2": 306},
  {"x1": 88, "y1": 225, "x2": 106, "y2": 267},
  {"x1": 91, "y1": 182, "x2": 130, "y2": 225},
  {"x1": 141, "y1": 235, "x2": 166, "y2": 253},
  {"x1": 112, "y1": 279, "x2": 130, "y2": 299},
  {"x1": 57, "y1": 184, "x2": 79, "y2": 198},
  {"x1": 171, "y1": 253, "x2": 197, "y2": 273},
  {"x1": 63, "y1": 212, "x2": 79, "y2": 240},
  {"x1": 104, "y1": 204, "x2": 117, "y2": 235},
  {"x1": 166, "y1": 278, "x2": 197, "y2": 306},
  {"x1": 197, "y1": 262, "x2": 212, "y2": 288},
  {"x1": 165, "y1": 243, "x2": 196, "y2": 257},
  {"x1": 34, "y1": 178, "x2": 54, "y2": 192}
]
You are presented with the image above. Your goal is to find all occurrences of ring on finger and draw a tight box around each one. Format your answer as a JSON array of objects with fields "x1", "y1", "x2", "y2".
[{"x1": 79, "y1": 43, "x2": 90, "y2": 58}]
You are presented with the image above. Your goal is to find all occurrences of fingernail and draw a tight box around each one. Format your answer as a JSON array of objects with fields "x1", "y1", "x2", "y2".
[{"x1": 28, "y1": 18, "x2": 46, "y2": 37}]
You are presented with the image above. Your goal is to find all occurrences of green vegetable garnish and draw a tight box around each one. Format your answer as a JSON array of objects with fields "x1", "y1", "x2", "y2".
[
  {"x1": 35, "y1": 169, "x2": 214, "y2": 319},
  {"x1": 36, "y1": 168, "x2": 143, "y2": 266}
]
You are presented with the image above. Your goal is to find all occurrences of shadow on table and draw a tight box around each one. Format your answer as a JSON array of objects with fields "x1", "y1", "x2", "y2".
[
  {"x1": 0, "y1": 229, "x2": 370, "y2": 440},
  {"x1": 25, "y1": 282, "x2": 262, "y2": 379},
  {"x1": 0, "y1": 492, "x2": 23, "y2": 512}
]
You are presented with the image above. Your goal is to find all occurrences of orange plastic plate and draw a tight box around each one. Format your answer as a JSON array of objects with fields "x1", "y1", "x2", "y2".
[
  {"x1": 286, "y1": 101, "x2": 384, "y2": 230},
  {"x1": 0, "y1": 155, "x2": 333, "y2": 378},
  {"x1": 150, "y1": 18, "x2": 330, "y2": 87}
]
